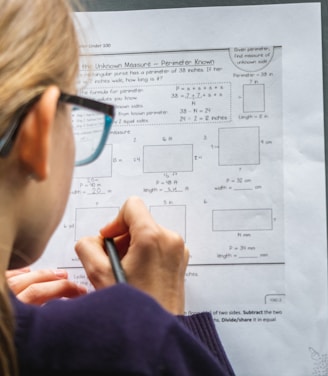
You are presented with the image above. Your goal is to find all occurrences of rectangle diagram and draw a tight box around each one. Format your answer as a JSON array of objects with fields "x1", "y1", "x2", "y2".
[
  {"x1": 75, "y1": 207, "x2": 119, "y2": 240},
  {"x1": 212, "y1": 208, "x2": 273, "y2": 231},
  {"x1": 243, "y1": 84, "x2": 265, "y2": 112},
  {"x1": 73, "y1": 144, "x2": 112, "y2": 178},
  {"x1": 143, "y1": 144, "x2": 193, "y2": 173},
  {"x1": 150, "y1": 205, "x2": 186, "y2": 241},
  {"x1": 219, "y1": 127, "x2": 260, "y2": 166}
]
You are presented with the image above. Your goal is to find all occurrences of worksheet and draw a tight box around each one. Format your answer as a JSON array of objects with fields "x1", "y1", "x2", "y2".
[{"x1": 34, "y1": 4, "x2": 328, "y2": 375}]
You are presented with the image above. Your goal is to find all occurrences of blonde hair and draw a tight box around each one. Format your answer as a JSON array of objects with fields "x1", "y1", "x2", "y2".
[
  {"x1": 0, "y1": 284, "x2": 17, "y2": 376},
  {"x1": 0, "y1": 0, "x2": 80, "y2": 374},
  {"x1": 0, "y1": 0, "x2": 79, "y2": 133}
]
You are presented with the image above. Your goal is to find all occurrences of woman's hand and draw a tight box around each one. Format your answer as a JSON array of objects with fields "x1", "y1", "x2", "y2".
[
  {"x1": 6, "y1": 267, "x2": 87, "y2": 305},
  {"x1": 75, "y1": 196, "x2": 189, "y2": 315}
]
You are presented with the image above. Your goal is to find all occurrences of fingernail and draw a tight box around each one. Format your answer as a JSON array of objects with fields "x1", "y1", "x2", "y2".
[
  {"x1": 54, "y1": 269, "x2": 67, "y2": 278},
  {"x1": 78, "y1": 285, "x2": 88, "y2": 294}
]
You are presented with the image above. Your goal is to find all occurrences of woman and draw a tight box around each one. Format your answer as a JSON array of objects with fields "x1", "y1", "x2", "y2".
[{"x1": 0, "y1": 1, "x2": 235, "y2": 375}]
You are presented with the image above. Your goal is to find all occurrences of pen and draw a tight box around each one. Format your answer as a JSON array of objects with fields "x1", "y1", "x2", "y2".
[{"x1": 104, "y1": 238, "x2": 127, "y2": 283}]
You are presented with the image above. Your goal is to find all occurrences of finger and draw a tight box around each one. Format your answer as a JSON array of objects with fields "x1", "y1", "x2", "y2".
[
  {"x1": 6, "y1": 267, "x2": 31, "y2": 279},
  {"x1": 7, "y1": 269, "x2": 69, "y2": 295},
  {"x1": 100, "y1": 196, "x2": 155, "y2": 239},
  {"x1": 110, "y1": 233, "x2": 130, "y2": 259},
  {"x1": 183, "y1": 245, "x2": 190, "y2": 272},
  {"x1": 100, "y1": 197, "x2": 162, "y2": 260},
  {"x1": 16, "y1": 279, "x2": 87, "y2": 305},
  {"x1": 75, "y1": 236, "x2": 116, "y2": 289}
]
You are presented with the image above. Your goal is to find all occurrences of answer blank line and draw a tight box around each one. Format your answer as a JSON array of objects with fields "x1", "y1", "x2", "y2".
[{"x1": 58, "y1": 262, "x2": 285, "y2": 270}]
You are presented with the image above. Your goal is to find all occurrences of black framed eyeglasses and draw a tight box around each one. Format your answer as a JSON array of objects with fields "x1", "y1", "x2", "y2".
[
  {"x1": 0, "y1": 92, "x2": 115, "y2": 167},
  {"x1": 59, "y1": 93, "x2": 115, "y2": 166}
]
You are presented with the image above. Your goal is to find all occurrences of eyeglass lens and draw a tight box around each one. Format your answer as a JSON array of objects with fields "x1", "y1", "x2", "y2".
[{"x1": 71, "y1": 105, "x2": 106, "y2": 165}]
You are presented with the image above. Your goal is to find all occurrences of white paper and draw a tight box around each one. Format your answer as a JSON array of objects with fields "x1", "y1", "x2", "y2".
[{"x1": 33, "y1": 4, "x2": 328, "y2": 375}]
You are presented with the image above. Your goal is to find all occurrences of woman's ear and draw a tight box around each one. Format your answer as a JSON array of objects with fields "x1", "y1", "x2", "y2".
[{"x1": 16, "y1": 86, "x2": 60, "y2": 181}]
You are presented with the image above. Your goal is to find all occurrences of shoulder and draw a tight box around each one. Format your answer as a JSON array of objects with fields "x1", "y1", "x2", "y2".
[
  {"x1": 11, "y1": 283, "x2": 177, "y2": 345},
  {"x1": 11, "y1": 285, "x2": 181, "y2": 373},
  {"x1": 11, "y1": 285, "x2": 235, "y2": 375}
]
